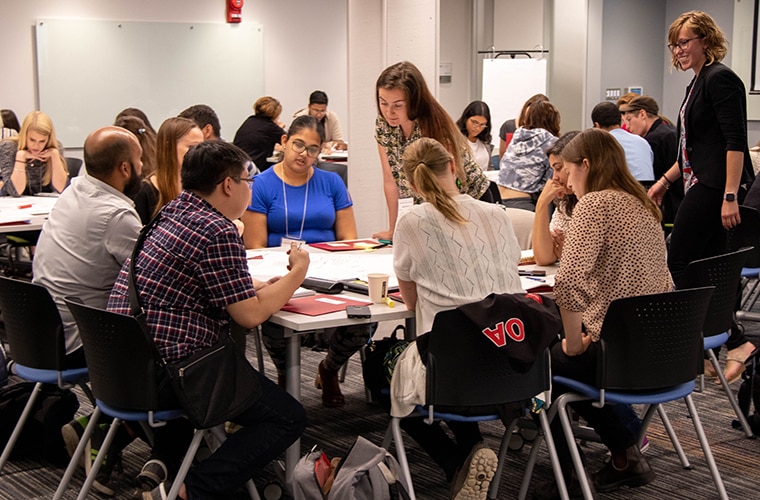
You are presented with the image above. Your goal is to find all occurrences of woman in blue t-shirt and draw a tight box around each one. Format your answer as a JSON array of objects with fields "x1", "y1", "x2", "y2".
[
  {"x1": 243, "y1": 115, "x2": 356, "y2": 248},
  {"x1": 242, "y1": 115, "x2": 364, "y2": 407}
]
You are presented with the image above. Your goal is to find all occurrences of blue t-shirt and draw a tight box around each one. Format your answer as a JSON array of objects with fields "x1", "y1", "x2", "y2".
[{"x1": 249, "y1": 167, "x2": 353, "y2": 247}]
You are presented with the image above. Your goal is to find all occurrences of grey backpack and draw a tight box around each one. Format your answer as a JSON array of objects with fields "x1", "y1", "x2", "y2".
[{"x1": 328, "y1": 436, "x2": 411, "y2": 500}]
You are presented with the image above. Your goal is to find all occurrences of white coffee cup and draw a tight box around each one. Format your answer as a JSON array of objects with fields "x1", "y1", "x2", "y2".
[{"x1": 367, "y1": 273, "x2": 389, "y2": 304}]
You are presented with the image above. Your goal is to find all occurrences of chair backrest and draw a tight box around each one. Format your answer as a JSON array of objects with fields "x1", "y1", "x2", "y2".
[
  {"x1": 728, "y1": 205, "x2": 760, "y2": 268},
  {"x1": 423, "y1": 308, "x2": 550, "y2": 409},
  {"x1": 64, "y1": 298, "x2": 159, "y2": 411},
  {"x1": 503, "y1": 207, "x2": 534, "y2": 250},
  {"x1": 597, "y1": 287, "x2": 714, "y2": 391},
  {"x1": 65, "y1": 157, "x2": 83, "y2": 178},
  {"x1": 0, "y1": 276, "x2": 66, "y2": 370},
  {"x1": 678, "y1": 247, "x2": 752, "y2": 337},
  {"x1": 316, "y1": 161, "x2": 348, "y2": 187}
]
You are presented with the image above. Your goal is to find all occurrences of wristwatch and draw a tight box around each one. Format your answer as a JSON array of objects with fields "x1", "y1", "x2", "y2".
[{"x1": 724, "y1": 193, "x2": 736, "y2": 202}]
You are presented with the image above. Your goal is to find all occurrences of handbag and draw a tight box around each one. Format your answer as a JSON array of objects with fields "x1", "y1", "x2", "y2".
[
  {"x1": 127, "y1": 214, "x2": 262, "y2": 429},
  {"x1": 362, "y1": 325, "x2": 409, "y2": 404}
]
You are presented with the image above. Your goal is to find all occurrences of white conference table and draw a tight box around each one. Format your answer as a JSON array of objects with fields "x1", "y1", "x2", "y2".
[
  {"x1": 0, "y1": 195, "x2": 58, "y2": 234},
  {"x1": 247, "y1": 244, "x2": 414, "y2": 483}
]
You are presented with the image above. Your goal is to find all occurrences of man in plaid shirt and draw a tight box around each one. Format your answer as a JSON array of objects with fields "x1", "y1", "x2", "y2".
[{"x1": 109, "y1": 140, "x2": 309, "y2": 500}]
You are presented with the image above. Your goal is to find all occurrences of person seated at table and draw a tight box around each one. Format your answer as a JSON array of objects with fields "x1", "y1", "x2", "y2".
[
  {"x1": 132, "y1": 117, "x2": 203, "y2": 224},
  {"x1": 242, "y1": 115, "x2": 367, "y2": 407},
  {"x1": 497, "y1": 100, "x2": 560, "y2": 211},
  {"x1": 390, "y1": 137, "x2": 525, "y2": 497},
  {"x1": 114, "y1": 107, "x2": 157, "y2": 135},
  {"x1": 0, "y1": 110, "x2": 68, "y2": 196},
  {"x1": 1, "y1": 109, "x2": 20, "y2": 140},
  {"x1": 532, "y1": 130, "x2": 580, "y2": 265},
  {"x1": 108, "y1": 140, "x2": 309, "y2": 500},
  {"x1": 534, "y1": 129, "x2": 673, "y2": 499},
  {"x1": 455, "y1": 100, "x2": 493, "y2": 172},
  {"x1": 233, "y1": 96, "x2": 286, "y2": 172},
  {"x1": 114, "y1": 114, "x2": 158, "y2": 179},
  {"x1": 292, "y1": 90, "x2": 347, "y2": 151}
]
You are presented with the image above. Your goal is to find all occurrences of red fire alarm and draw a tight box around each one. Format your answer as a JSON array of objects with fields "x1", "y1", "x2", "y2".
[{"x1": 227, "y1": 0, "x2": 243, "y2": 23}]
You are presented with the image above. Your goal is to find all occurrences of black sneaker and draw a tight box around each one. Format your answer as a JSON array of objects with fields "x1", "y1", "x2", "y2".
[{"x1": 592, "y1": 445, "x2": 655, "y2": 492}]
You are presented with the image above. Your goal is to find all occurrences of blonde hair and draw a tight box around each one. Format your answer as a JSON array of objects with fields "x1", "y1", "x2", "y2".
[
  {"x1": 254, "y1": 96, "x2": 282, "y2": 121},
  {"x1": 668, "y1": 11, "x2": 727, "y2": 71},
  {"x1": 561, "y1": 129, "x2": 661, "y2": 222},
  {"x1": 402, "y1": 138, "x2": 466, "y2": 223},
  {"x1": 12, "y1": 111, "x2": 66, "y2": 185}
]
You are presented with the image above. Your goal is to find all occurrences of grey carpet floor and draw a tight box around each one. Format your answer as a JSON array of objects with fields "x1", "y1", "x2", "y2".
[{"x1": 1, "y1": 322, "x2": 760, "y2": 499}]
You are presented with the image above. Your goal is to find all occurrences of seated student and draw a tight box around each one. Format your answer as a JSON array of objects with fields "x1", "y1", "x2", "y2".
[
  {"x1": 179, "y1": 104, "x2": 222, "y2": 141},
  {"x1": 0, "y1": 111, "x2": 68, "y2": 196},
  {"x1": 292, "y1": 90, "x2": 347, "y2": 150},
  {"x1": 498, "y1": 93, "x2": 549, "y2": 160},
  {"x1": 242, "y1": 115, "x2": 366, "y2": 407},
  {"x1": 532, "y1": 131, "x2": 580, "y2": 265},
  {"x1": 132, "y1": 117, "x2": 203, "y2": 224},
  {"x1": 591, "y1": 101, "x2": 654, "y2": 182},
  {"x1": 114, "y1": 115, "x2": 158, "y2": 180},
  {"x1": 455, "y1": 100, "x2": 493, "y2": 172},
  {"x1": 115, "y1": 107, "x2": 157, "y2": 135},
  {"x1": 497, "y1": 100, "x2": 560, "y2": 211},
  {"x1": 534, "y1": 129, "x2": 672, "y2": 499},
  {"x1": 108, "y1": 140, "x2": 309, "y2": 500},
  {"x1": 1, "y1": 109, "x2": 20, "y2": 140},
  {"x1": 390, "y1": 137, "x2": 524, "y2": 498},
  {"x1": 233, "y1": 96, "x2": 286, "y2": 172}
]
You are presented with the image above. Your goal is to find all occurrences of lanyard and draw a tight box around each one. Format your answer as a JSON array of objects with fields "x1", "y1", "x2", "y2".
[{"x1": 282, "y1": 174, "x2": 309, "y2": 241}]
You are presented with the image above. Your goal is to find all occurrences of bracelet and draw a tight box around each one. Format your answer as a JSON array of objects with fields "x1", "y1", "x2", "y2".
[
  {"x1": 14, "y1": 159, "x2": 26, "y2": 164},
  {"x1": 657, "y1": 179, "x2": 670, "y2": 190}
]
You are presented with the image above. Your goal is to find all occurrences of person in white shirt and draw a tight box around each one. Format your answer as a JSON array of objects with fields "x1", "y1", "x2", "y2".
[
  {"x1": 292, "y1": 90, "x2": 346, "y2": 150},
  {"x1": 455, "y1": 100, "x2": 493, "y2": 172}
]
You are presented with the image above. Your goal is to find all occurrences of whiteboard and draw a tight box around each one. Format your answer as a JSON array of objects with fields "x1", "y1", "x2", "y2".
[
  {"x1": 36, "y1": 19, "x2": 264, "y2": 148},
  {"x1": 481, "y1": 58, "x2": 547, "y2": 149}
]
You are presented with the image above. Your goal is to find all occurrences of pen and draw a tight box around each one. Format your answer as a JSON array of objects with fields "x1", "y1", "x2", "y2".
[
  {"x1": 384, "y1": 296, "x2": 395, "y2": 307},
  {"x1": 377, "y1": 239, "x2": 392, "y2": 245},
  {"x1": 17, "y1": 204, "x2": 32, "y2": 209},
  {"x1": 526, "y1": 276, "x2": 546, "y2": 283}
]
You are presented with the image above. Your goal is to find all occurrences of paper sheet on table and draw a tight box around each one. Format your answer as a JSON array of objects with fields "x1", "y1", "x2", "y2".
[
  {"x1": 520, "y1": 274, "x2": 555, "y2": 293},
  {"x1": 246, "y1": 249, "x2": 399, "y2": 288}
]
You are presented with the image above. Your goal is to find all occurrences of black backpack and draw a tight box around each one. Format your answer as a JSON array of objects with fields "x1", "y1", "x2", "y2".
[
  {"x1": 0, "y1": 381, "x2": 80, "y2": 465},
  {"x1": 734, "y1": 346, "x2": 760, "y2": 434}
]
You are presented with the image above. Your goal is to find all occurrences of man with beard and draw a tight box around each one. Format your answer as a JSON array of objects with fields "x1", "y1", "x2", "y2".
[{"x1": 33, "y1": 125, "x2": 143, "y2": 369}]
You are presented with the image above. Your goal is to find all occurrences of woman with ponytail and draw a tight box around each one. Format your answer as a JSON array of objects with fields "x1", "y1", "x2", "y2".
[{"x1": 390, "y1": 137, "x2": 524, "y2": 496}]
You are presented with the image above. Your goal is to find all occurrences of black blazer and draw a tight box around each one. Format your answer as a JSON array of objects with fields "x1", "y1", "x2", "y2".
[{"x1": 677, "y1": 62, "x2": 754, "y2": 191}]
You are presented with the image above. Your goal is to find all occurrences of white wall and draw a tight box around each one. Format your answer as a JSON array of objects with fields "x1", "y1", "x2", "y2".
[{"x1": 0, "y1": 0, "x2": 348, "y2": 147}]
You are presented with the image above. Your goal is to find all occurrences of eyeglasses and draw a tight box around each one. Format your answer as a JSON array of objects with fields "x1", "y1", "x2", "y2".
[
  {"x1": 290, "y1": 139, "x2": 320, "y2": 157},
  {"x1": 667, "y1": 36, "x2": 703, "y2": 52},
  {"x1": 468, "y1": 118, "x2": 488, "y2": 128},
  {"x1": 234, "y1": 176, "x2": 256, "y2": 186}
]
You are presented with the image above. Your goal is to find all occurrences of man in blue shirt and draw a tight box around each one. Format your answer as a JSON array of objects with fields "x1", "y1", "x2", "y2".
[{"x1": 592, "y1": 101, "x2": 654, "y2": 182}]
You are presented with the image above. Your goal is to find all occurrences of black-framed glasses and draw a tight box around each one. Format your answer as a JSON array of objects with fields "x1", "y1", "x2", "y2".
[
  {"x1": 290, "y1": 139, "x2": 320, "y2": 157},
  {"x1": 234, "y1": 176, "x2": 256, "y2": 186},
  {"x1": 667, "y1": 36, "x2": 703, "y2": 52}
]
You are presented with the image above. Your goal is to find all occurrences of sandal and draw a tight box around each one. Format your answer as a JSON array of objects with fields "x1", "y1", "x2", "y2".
[
  {"x1": 315, "y1": 360, "x2": 345, "y2": 407},
  {"x1": 704, "y1": 359, "x2": 717, "y2": 378},
  {"x1": 721, "y1": 357, "x2": 746, "y2": 385}
]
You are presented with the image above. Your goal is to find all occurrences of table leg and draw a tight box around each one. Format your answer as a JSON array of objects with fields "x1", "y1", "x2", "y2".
[{"x1": 284, "y1": 331, "x2": 301, "y2": 485}]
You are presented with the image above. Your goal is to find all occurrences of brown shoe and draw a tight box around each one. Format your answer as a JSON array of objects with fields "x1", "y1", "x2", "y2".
[
  {"x1": 592, "y1": 445, "x2": 655, "y2": 492},
  {"x1": 315, "y1": 360, "x2": 345, "y2": 407}
]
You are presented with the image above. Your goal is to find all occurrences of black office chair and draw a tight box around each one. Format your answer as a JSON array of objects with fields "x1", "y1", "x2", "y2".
[
  {"x1": 54, "y1": 299, "x2": 261, "y2": 500},
  {"x1": 0, "y1": 277, "x2": 91, "y2": 473},
  {"x1": 520, "y1": 288, "x2": 727, "y2": 500},
  {"x1": 678, "y1": 247, "x2": 755, "y2": 437},
  {"x1": 66, "y1": 157, "x2": 83, "y2": 179},
  {"x1": 316, "y1": 161, "x2": 348, "y2": 187},
  {"x1": 728, "y1": 206, "x2": 760, "y2": 321},
  {"x1": 384, "y1": 298, "x2": 566, "y2": 500}
]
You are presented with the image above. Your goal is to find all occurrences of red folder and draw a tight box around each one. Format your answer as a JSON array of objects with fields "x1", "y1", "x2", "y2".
[
  {"x1": 308, "y1": 239, "x2": 386, "y2": 252},
  {"x1": 280, "y1": 294, "x2": 372, "y2": 316}
]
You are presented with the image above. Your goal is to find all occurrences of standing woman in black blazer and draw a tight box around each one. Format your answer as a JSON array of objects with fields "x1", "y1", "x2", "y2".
[{"x1": 649, "y1": 10, "x2": 756, "y2": 381}]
